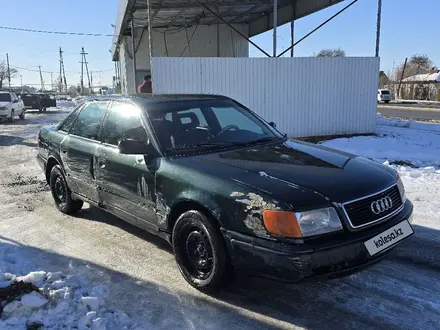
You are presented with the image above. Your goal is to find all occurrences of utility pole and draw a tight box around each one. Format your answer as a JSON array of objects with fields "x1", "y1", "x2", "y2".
[
  {"x1": 6, "y1": 53, "x2": 11, "y2": 89},
  {"x1": 290, "y1": 2, "x2": 295, "y2": 57},
  {"x1": 90, "y1": 70, "x2": 93, "y2": 91},
  {"x1": 80, "y1": 48, "x2": 86, "y2": 95},
  {"x1": 38, "y1": 66, "x2": 45, "y2": 91},
  {"x1": 59, "y1": 48, "x2": 67, "y2": 93},
  {"x1": 273, "y1": 0, "x2": 278, "y2": 57},
  {"x1": 80, "y1": 47, "x2": 91, "y2": 94},
  {"x1": 59, "y1": 47, "x2": 63, "y2": 93},
  {"x1": 397, "y1": 58, "x2": 408, "y2": 99},
  {"x1": 20, "y1": 75, "x2": 23, "y2": 93},
  {"x1": 375, "y1": 0, "x2": 382, "y2": 57},
  {"x1": 51, "y1": 72, "x2": 54, "y2": 91}
]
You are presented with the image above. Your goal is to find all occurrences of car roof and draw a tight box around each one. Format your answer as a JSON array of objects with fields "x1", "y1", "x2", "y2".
[{"x1": 81, "y1": 93, "x2": 232, "y2": 106}]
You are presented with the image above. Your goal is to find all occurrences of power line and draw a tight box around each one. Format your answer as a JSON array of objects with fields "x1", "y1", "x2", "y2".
[
  {"x1": 9, "y1": 64, "x2": 113, "y2": 74},
  {"x1": 0, "y1": 26, "x2": 115, "y2": 37}
]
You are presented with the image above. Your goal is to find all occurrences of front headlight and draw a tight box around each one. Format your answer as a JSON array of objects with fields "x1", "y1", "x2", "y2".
[
  {"x1": 396, "y1": 176, "x2": 406, "y2": 204},
  {"x1": 295, "y1": 207, "x2": 343, "y2": 237},
  {"x1": 263, "y1": 207, "x2": 343, "y2": 238}
]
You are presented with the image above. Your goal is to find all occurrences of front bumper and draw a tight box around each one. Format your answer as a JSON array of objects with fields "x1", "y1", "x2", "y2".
[{"x1": 223, "y1": 200, "x2": 413, "y2": 282}]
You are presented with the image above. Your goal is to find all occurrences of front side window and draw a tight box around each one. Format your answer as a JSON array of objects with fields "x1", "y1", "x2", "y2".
[
  {"x1": 0, "y1": 93, "x2": 11, "y2": 102},
  {"x1": 148, "y1": 99, "x2": 280, "y2": 154},
  {"x1": 70, "y1": 102, "x2": 107, "y2": 140},
  {"x1": 101, "y1": 102, "x2": 148, "y2": 146}
]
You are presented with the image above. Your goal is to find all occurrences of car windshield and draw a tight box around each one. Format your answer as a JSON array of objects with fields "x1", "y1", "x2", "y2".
[
  {"x1": 0, "y1": 93, "x2": 11, "y2": 102},
  {"x1": 147, "y1": 99, "x2": 281, "y2": 154}
]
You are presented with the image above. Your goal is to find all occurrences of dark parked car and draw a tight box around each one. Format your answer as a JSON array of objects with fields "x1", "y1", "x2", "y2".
[
  {"x1": 21, "y1": 93, "x2": 56, "y2": 112},
  {"x1": 37, "y1": 95, "x2": 414, "y2": 292}
]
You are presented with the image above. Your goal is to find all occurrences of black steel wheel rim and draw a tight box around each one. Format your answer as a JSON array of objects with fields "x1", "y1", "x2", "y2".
[
  {"x1": 182, "y1": 226, "x2": 214, "y2": 280},
  {"x1": 54, "y1": 176, "x2": 67, "y2": 204}
]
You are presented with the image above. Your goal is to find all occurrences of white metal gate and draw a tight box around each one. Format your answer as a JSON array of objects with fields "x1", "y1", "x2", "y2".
[{"x1": 152, "y1": 57, "x2": 379, "y2": 137}]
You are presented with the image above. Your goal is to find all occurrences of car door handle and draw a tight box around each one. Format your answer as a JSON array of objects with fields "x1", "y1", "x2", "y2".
[{"x1": 61, "y1": 149, "x2": 67, "y2": 154}]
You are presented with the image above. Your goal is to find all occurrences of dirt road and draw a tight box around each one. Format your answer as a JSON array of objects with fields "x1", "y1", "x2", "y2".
[{"x1": 0, "y1": 108, "x2": 439, "y2": 329}]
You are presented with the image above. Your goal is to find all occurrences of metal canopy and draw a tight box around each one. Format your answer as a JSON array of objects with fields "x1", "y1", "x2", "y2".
[{"x1": 111, "y1": 0, "x2": 344, "y2": 59}]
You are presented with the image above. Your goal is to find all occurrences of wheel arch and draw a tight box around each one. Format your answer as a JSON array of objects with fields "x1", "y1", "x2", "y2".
[
  {"x1": 166, "y1": 198, "x2": 224, "y2": 235},
  {"x1": 45, "y1": 155, "x2": 63, "y2": 184}
]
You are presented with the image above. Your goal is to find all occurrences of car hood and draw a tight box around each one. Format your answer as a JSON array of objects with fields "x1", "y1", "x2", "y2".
[
  {"x1": 0, "y1": 102, "x2": 11, "y2": 107},
  {"x1": 173, "y1": 139, "x2": 397, "y2": 204}
]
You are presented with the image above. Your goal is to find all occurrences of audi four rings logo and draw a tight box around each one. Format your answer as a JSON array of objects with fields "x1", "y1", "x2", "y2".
[{"x1": 371, "y1": 196, "x2": 393, "y2": 214}]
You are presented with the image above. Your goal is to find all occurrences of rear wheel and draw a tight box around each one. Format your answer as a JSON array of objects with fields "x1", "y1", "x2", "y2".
[
  {"x1": 172, "y1": 210, "x2": 233, "y2": 293},
  {"x1": 8, "y1": 110, "x2": 14, "y2": 123},
  {"x1": 43, "y1": 107, "x2": 47, "y2": 112},
  {"x1": 49, "y1": 165, "x2": 83, "y2": 214},
  {"x1": 385, "y1": 100, "x2": 390, "y2": 104}
]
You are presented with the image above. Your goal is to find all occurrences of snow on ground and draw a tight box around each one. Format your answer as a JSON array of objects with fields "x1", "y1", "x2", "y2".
[
  {"x1": 0, "y1": 239, "x2": 135, "y2": 330},
  {"x1": 324, "y1": 114, "x2": 440, "y2": 167}
]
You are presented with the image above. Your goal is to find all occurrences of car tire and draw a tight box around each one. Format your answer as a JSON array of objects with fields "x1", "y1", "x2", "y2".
[
  {"x1": 19, "y1": 111, "x2": 25, "y2": 120},
  {"x1": 39, "y1": 107, "x2": 42, "y2": 113},
  {"x1": 172, "y1": 210, "x2": 233, "y2": 293},
  {"x1": 43, "y1": 107, "x2": 47, "y2": 112},
  {"x1": 49, "y1": 165, "x2": 83, "y2": 214},
  {"x1": 8, "y1": 110, "x2": 14, "y2": 123},
  {"x1": 385, "y1": 100, "x2": 390, "y2": 104}
]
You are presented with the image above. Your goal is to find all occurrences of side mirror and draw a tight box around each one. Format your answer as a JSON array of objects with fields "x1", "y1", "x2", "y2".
[
  {"x1": 269, "y1": 121, "x2": 277, "y2": 129},
  {"x1": 118, "y1": 139, "x2": 158, "y2": 156},
  {"x1": 13, "y1": 99, "x2": 19, "y2": 103}
]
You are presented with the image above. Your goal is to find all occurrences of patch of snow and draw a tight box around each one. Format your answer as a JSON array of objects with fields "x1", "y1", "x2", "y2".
[
  {"x1": 323, "y1": 114, "x2": 440, "y2": 167},
  {"x1": 17, "y1": 271, "x2": 46, "y2": 284},
  {"x1": 0, "y1": 241, "x2": 136, "y2": 329},
  {"x1": 21, "y1": 291, "x2": 48, "y2": 308}
]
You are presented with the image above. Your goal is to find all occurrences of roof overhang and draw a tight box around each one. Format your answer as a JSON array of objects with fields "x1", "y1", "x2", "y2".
[{"x1": 111, "y1": 0, "x2": 345, "y2": 60}]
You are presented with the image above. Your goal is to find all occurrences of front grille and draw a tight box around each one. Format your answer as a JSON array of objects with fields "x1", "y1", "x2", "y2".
[{"x1": 342, "y1": 185, "x2": 403, "y2": 228}]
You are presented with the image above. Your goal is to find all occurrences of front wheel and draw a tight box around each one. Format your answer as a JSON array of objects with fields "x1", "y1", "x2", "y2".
[
  {"x1": 19, "y1": 111, "x2": 25, "y2": 120},
  {"x1": 8, "y1": 110, "x2": 14, "y2": 123},
  {"x1": 49, "y1": 165, "x2": 83, "y2": 214},
  {"x1": 172, "y1": 210, "x2": 233, "y2": 293},
  {"x1": 385, "y1": 100, "x2": 390, "y2": 104}
]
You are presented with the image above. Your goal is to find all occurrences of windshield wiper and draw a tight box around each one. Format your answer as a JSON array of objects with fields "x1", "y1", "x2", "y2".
[
  {"x1": 235, "y1": 136, "x2": 284, "y2": 146},
  {"x1": 171, "y1": 141, "x2": 235, "y2": 151}
]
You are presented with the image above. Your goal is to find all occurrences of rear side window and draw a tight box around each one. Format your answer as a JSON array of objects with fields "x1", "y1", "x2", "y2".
[
  {"x1": 0, "y1": 93, "x2": 11, "y2": 102},
  {"x1": 70, "y1": 102, "x2": 108, "y2": 140},
  {"x1": 381, "y1": 90, "x2": 390, "y2": 95},
  {"x1": 101, "y1": 102, "x2": 148, "y2": 146}
]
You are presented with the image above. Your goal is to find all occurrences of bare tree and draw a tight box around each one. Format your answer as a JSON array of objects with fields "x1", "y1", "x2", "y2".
[
  {"x1": 394, "y1": 54, "x2": 436, "y2": 80},
  {"x1": 315, "y1": 48, "x2": 346, "y2": 57},
  {"x1": 0, "y1": 61, "x2": 18, "y2": 89}
]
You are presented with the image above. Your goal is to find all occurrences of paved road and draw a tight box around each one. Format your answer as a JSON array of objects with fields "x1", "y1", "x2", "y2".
[
  {"x1": 1, "y1": 110, "x2": 439, "y2": 329},
  {"x1": 378, "y1": 105, "x2": 440, "y2": 121}
]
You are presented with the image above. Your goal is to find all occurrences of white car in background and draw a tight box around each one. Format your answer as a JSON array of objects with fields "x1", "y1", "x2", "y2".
[
  {"x1": 0, "y1": 91, "x2": 25, "y2": 122},
  {"x1": 378, "y1": 89, "x2": 392, "y2": 103}
]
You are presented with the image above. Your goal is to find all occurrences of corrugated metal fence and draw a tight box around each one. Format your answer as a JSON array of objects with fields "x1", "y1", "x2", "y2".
[{"x1": 152, "y1": 57, "x2": 379, "y2": 137}]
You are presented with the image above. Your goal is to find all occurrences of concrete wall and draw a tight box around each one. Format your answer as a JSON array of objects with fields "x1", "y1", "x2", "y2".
[
  {"x1": 152, "y1": 57, "x2": 380, "y2": 138},
  {"x1": 118, "y1": 24, "x2": 249, "y2": 94}
]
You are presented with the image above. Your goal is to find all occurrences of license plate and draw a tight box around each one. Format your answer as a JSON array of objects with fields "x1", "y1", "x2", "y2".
[{"x1": 364, "y1": 220, "x2": 414, "y2": 256}]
